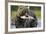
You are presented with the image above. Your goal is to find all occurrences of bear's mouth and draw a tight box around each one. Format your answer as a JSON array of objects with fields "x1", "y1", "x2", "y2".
[{"x1": 20, "y1": 15, "x2": 34, "y2": 19}]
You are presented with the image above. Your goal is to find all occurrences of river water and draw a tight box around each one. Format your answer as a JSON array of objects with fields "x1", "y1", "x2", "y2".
[{"x1": 11, "y1": 18, "x2": 41, "y2": 28}]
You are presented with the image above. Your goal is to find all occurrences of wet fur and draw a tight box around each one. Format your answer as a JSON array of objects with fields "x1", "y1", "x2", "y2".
[{"x1": 15, "y1": 7, "x2": 37, "y2": 28}]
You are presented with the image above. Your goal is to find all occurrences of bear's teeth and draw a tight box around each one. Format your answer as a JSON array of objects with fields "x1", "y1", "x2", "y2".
[
  {"x1": 21, "y1": 16, "x2": 34, "y2": 19},
  {"x1": 28, "y1": 16, "x2": 34, "y2": 19},
  {"x1": 21, "y1": 16, "x2": 26, "y2": 19}
]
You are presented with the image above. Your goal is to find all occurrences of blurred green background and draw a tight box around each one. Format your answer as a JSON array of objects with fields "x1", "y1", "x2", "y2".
[{"x1": 11, "y1": 6, "x2": 41, "y2": 21}]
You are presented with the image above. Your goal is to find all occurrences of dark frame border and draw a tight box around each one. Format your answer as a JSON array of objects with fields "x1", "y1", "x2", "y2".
[{"x1": 5, "y1": 0, "x2": 45, "y2": 34}]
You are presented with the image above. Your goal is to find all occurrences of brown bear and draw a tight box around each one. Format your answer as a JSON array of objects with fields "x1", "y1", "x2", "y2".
[{"x1": 15, "y1": 6, "x2": 37, "y2": 28}]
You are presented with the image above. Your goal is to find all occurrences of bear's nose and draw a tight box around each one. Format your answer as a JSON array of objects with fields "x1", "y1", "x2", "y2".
[
  {"x1": 26, "y1": 15, "x2": 28, "y2": 17},
  {"x1": 25, "y1": 13, "x2": 28, "y2": 17}
]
